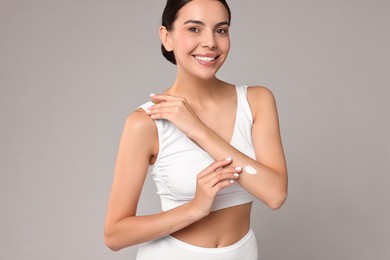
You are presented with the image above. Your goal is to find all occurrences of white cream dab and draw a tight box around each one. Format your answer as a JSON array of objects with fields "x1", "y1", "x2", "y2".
[{"x1": 245, "y1": 165, "x2": 257, "y2": 175}]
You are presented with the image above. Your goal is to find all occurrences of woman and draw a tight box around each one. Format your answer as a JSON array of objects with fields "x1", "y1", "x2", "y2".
[{"x1": 104, "y1": 0, "x2": 287, "y2": 259}]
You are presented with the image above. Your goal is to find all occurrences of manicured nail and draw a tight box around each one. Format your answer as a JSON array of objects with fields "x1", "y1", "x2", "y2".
[
  {"x1": 226, "y1": 157, "x2": 232, "y2": 161},
  {"x1": 150, "y1": 93, "x2": 155, "y2": 97},
  {"x1": 235, "y1": 166, "x2": 242, "y2": 171},
  {"x1": 229, "y1": 180, "x2": 235, "y2": 184},
  {"x1": 233, "y1": 173, "x2": 239, "y2": 177}
]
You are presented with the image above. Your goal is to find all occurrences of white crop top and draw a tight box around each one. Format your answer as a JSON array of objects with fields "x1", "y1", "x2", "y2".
[{"x1": 139, "y1": 85, "x2": 256, "y2": 212}]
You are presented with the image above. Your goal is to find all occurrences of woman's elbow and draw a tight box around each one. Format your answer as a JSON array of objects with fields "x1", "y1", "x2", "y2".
[
  {"x1": 104, "y1": 225, "x2": 126, "y2": 252},
  {"x1": 104, "y1": 225, "x2": 140, "y2": 251},
  {"x1": 104, "y1": 229, "x2": 120, "y2": 251},
  {"x1": 267, "y1": 190, "x2": 287, "y2": 210}
]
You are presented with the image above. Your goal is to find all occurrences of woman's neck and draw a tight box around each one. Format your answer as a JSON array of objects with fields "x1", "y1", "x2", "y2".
[{"x1": 166, "y1": 71, "x2": 226, "y2": 103}]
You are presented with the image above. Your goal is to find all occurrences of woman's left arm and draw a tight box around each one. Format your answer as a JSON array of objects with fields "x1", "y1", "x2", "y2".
[{"x1": 148, "y1": 87, "x2": 287, "y2": 209}]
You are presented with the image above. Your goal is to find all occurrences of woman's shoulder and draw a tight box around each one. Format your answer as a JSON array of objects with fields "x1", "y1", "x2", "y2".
[
  {"x1": 122, "y1": 107, "x2": 157, "y2": 142},
  {"x1": 246, "y1": 85, "x2": 276, "y2": 102},
  {"x1": 246, "y1": 85, "x2": 273, "y2": 96},
  {"x1": 246, "y1": 85, "x2": 277, "y2": 118}
]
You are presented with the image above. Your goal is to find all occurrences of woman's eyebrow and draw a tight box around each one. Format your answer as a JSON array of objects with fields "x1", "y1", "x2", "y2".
[{"x1": 183, "y1": 20, "x2": 230, "y2": 26}]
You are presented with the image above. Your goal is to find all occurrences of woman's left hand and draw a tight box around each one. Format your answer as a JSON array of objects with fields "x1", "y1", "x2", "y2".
[{"x1": 146, "y1": 94, "x2": 205, "y2": 139}]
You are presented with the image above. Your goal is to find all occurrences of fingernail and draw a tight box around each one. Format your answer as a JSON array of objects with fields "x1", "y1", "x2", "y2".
[
  {"x1": 229, "y1": 180, "x2": 235, "y2": 184},
  {"x1": 233, "y1": 173, "x2": 239, "y2": 177},
  {"x1": 226, "y1": 157, "x2": 232, "y2": 161},
  {"x1": 150, "y1": 93, "x2": 155, "y2": 97},
  {"x1": 235, "y1": 166, "x2": 242, "y2": 171}
]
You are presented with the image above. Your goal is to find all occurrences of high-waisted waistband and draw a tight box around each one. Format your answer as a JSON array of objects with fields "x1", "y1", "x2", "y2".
[
  {"x1": 136, "y1": 228, "x2": 258, "y2": 260},
  {"x1": 165, "y1": 228, "x2": 254, "y2": 253}
]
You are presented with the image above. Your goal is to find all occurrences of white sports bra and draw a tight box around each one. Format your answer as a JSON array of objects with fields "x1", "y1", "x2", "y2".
[{"x1": 139, "y1": 85, "x2": 256, "y2": 212}]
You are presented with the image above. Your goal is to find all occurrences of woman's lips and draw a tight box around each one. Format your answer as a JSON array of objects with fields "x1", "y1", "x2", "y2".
[{"x1": 193, "y1": 55, "x2": 219, "y2": 66}]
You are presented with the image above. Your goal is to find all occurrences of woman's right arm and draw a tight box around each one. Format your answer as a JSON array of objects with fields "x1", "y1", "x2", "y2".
[{"x1": 104, "y1": 110, "x2": 240, "y2": 251}]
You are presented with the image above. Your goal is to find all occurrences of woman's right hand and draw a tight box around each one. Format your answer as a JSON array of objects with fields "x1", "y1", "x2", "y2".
[{"x1": 190, "y1": 158, "x2": 242, "y2": 218}]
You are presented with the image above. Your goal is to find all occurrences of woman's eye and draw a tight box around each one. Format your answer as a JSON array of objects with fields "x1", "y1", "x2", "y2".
[
  {"x1": 216, "y1": 28, "x2": 228, "y2": 34},
  {"x1": 188, "y1": 27, "x2": 200, "y2": 33}
]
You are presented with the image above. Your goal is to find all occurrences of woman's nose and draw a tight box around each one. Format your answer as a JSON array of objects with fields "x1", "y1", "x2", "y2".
[{"x1": 201, "y1": 30, "x2": 217, "y2": 49}]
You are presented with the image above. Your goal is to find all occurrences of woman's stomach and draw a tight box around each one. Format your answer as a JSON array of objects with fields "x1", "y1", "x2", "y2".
[{"x1": 170, "y1": 202, "x2": 252, "y2": 248}]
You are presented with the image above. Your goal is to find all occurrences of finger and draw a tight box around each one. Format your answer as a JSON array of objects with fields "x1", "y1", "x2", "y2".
[
  {"x1": 147, "y1": 102, "x2": 182, "y2": 115},
  {"x1": 146, "y1": 101, "x2": 185, "y2": 119},
  {"x1": 206, "y1": 167, "x2": 242, "y2": 187},
  {"x1": 201, "y1": 165, "x2": 241, "y2": 183},
  {"x1": 149, "y1": 100, "x2": 186, "y2": 110},
  {"x1": 150, "y1": 93, "x2": 185, "y2": 102},
  {"x1": 197, "y1": 158, "x2": 233, "y2": 178},
  {"x1": 198, "y1": 167, "x2": 241, "y2": 192},
  {"x1": 147, "y1": 109, "x2": 176, "y2": 120},
  {"x1": 212, "y1": 179, "x2": 236, "y2": 192},
  {"x1": 146, "y1": 103, "x2": 177, "y2": 119}
]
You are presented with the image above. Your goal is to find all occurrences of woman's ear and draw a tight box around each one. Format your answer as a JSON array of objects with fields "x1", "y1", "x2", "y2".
[{"x1": 159, "y1": 26, "x2": 173, "y2": 52}]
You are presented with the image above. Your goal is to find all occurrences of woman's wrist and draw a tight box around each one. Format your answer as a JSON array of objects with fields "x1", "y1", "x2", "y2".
[{"x1": 187, "y1": 200, "x2": 209, "y2": 221}]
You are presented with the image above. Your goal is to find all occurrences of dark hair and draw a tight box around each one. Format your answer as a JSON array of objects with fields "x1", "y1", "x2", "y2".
[{"x1": 161, "y1": 0, "x2": 231, "y2": 65}]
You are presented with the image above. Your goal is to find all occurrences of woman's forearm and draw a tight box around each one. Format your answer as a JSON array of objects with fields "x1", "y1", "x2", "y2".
[
  {"x1": 104, "y1": 200, "x2": 202, "y2": 251},
  {"x1": 192, "y1": 126, "x2": 287, "y2": 209}
]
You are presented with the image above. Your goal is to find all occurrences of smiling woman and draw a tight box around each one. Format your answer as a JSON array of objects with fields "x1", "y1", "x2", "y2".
[
  {"x1": 160, "y1": 0, "x2": 231, "y2": 65},
  {"x1": 159, "y1": 0, "x2": 231, "y2": 80},
  {"x1": 104, "y1": 0, "x2": 287, "y2": 259}
]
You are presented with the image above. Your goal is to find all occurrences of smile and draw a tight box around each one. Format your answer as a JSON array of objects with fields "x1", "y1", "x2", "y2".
[{"x1": 193, "y1": 55, "x2": 218, "y2": 62}]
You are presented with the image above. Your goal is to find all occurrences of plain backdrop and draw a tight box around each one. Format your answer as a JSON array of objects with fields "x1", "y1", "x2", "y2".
[{"x1": 1, "y1": 0, "x2": 389, "y2": 259}]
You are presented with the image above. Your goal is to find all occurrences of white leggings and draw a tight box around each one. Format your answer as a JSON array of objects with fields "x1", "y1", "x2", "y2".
[{"x1": 136, "y1": 229, "x2": 258, "y2": 260}]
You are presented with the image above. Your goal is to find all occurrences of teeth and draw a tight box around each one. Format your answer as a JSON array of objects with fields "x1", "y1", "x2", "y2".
[{"x1": 195, "y1": 56, "x2": 216, "y2": 62}]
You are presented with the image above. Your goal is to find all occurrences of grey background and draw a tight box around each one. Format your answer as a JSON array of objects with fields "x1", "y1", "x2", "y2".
[{"x1": 1, "y1": 0, "x2": 389, "y2": 259}]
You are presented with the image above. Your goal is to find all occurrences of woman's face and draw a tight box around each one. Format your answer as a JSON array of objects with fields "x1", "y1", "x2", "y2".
[{"x1": 165, "y1": 0, "x2": 231, "y2": 80}]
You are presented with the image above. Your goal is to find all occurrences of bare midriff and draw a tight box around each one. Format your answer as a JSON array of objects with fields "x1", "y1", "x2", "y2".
[{"x1": 170, "y1": 202, "x2": 252, "y2": 248}]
